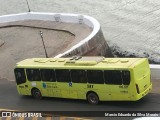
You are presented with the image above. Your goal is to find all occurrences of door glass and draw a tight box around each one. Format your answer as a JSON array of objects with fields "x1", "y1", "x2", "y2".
[{"x1": 14, "y1": 68, "x2": 26, "y2": 85}]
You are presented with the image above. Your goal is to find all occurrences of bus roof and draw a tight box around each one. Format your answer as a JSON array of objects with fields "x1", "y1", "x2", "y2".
[{"x1": 15, "y1": 56, "x2": 147, "y2": 69}]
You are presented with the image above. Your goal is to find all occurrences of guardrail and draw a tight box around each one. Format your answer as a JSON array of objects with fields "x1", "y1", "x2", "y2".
[{"x1": 150, "y1": 64, "x2": 160, "y2": 80}]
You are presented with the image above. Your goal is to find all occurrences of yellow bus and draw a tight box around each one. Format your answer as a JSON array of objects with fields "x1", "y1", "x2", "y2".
[{"x1": 14, "y1": 56, "x2": 152, "y2": 104}]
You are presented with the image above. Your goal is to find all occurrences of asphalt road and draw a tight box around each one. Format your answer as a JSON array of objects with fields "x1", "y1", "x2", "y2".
[
  {"x1": 1, "y1": 79, "x2": 160, "y2": 120},
  {"x1": 0, "y1": 79, "x2": 160, "y2": 112}
]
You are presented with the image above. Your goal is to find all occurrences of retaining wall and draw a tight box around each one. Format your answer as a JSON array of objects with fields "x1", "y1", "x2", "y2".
[
  {"x1": 0, "y1": 12, "x2": 159, "y2": 80},
  {"x1": 0, "y1": 12, "x2": 113, "y2": 58}
]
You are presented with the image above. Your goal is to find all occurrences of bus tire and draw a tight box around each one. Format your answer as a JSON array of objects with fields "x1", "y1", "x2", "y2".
[
  {"x1": 87, "y1": 92, "x2": 99, "y2": 104},
  {"x1": 31, "y1": 88, "x2": 42, "y2": 99}
]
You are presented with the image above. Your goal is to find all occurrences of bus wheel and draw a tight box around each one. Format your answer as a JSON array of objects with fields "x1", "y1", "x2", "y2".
[
  {"x1": 87, "y1": 92, "x2": 99, "y2": 104},
  {"x1": 32, "y1": 88, "x2": 42, "y2": 99}
]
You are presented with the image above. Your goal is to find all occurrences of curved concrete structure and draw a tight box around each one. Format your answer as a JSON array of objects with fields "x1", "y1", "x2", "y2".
[
  {"x1": 0, "y1": 12, "x2": 112, "y2": 80},
  {"x1": 0, "y1": 12, "x2": 160, "y2": 81},
  {"x1": 0, "y1": 12, "x2": 112, "y2": 57}
]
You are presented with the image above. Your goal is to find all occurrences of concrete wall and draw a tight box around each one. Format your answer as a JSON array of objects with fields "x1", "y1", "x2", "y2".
[
  {"x1": 0, "y1": 12, "x2": 112, "y2": 58},
  {"x1": 1, "y1": 12, "x2": 159, "y2": 80}
]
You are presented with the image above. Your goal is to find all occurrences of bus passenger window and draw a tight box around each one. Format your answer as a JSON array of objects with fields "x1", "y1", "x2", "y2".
[
  {"x1": 104, "y1": 70, "x2": 122, "y2": 85},
  {"x1": 87, "y1": 70, "x2": 104, "y2": 84},
  {"x1": 41, "y1": 69, "x2": 56, "y2": 82},
  {"x1": 122, "y1": 70, "x2": 130, "y2": 85},
  {"x1": 70, "y1": 70, "x2": 87, "y2": 83},
  {"x1": 55, "y1": 69, "x2": 71, "y2": 82},
  {"x1": 14, "y1": 68, "x2": 26, "y2": 85},
  {"x1": 26, "y1": 69, "x2": 41, "y2": 81}
]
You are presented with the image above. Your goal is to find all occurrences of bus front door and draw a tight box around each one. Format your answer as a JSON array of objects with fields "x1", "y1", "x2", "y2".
[{"x1": 15, "y1": 68, "x2": 30, "y2": 95}]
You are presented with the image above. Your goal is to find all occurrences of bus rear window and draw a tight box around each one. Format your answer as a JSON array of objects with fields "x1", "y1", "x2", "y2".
[
  {"x1": 122, "y1": 71, "x2": 130, "y2": 85},
  {"x1": 14, "y1": 68, "x2": 26, "y2": 85},
  {"x1": 104, "y1": 70, "x2": 130, "y2": 85},
  {"x1": 104, "y1": 70, "x2": 122, "y2": 85}
]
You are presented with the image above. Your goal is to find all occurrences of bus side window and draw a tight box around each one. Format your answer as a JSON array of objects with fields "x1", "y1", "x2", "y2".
[
  {"x1": 70, "y1": 70, "x2": 87, "y2": 83},
  {"x1": 104, "y1": 70, "x2": 122, "y2": 85},
  {"x1": 55, "y1": 69, "x2": 71, "y2": 82},
  {"x1": 122, "y1": 70, "x2": 130, "y2": 85},
  {"x1": 14, "y1": 68, "x2": 26, "y2": 85},
  {"x1": 26, "y1": 69, "x2": 41, "y2": 81},
  {"x1": 87, "y1": 70, "x2": 104, "y2": 84},
  {"x1": 41, "y1": 69, "x2": 56, "y2": 82}
]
